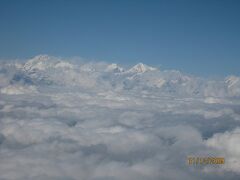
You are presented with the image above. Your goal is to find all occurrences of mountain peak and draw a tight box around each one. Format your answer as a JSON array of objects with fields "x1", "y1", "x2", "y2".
[
  {"x1": 225, "y1": 76, "x2": 240, "y2": 88},
  {"x1": 105, "y1": 63, "x2": 124, "y2": 73},
  {"x1": 23, "y1": 55, "x2": 52, "y2": 71},
  {"x1": 128, "y1": 63, "x2": 157, "y2": 73},
  {"x1": 23, "y1": 55, "x2": 74, "y2": 71},
  {"x1": 32, "y1": 54, "x2": 50, "y2": 61}
]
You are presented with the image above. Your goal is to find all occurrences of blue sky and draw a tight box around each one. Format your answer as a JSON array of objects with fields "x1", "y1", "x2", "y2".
[{"x1": 0, "y1": 0, "x2": 240, "y2": 76}]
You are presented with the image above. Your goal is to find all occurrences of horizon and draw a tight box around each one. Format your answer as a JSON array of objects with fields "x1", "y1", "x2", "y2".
[{"x1": 0, "y1": 54, "x2": 238, "y2": 78}]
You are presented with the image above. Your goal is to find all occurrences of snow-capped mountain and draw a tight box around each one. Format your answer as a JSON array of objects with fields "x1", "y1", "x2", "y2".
[
  {"x1": 225, "y1": 76, "x2": 240, "y2": 97},
  {"x1": 105, "y1": 63, "x2": 124, "y2": 73},
  {"x1": 0, "y1": 55, "x2": 240, "y2": 99},
  {"x1": 23, "y1": 55, "x2": 74, "y2": 71},
  {"x1": 127, "y1": 63, "x2": 157, "y2": 74},
  {"x1": 23, "y1": 55, "x2": 52, "y2": 71}
]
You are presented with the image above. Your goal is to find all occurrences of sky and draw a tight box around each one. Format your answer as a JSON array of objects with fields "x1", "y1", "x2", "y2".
[{"x1": 0, "y1": 0, "x2": 240, "y2": 76}]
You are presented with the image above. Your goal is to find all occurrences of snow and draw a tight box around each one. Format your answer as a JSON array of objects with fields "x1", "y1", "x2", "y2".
[{"x1": 127, "y1": 63, "x2": 157, "y2": 73}]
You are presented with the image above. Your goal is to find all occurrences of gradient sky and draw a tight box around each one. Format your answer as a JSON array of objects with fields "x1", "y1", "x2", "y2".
[{"x1": 0, "y1": 0, "x2": 240, "y2": 76}]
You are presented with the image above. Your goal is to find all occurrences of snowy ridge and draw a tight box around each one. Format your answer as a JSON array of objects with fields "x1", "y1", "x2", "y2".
[
  {"x1": 0, "y1": 55, "x2": 239, "y2": 98},
  {"x1": 105, "y1": 63, "x2": 124, "y2": 73},
  {"x1": 23, "y1": 55, "x2": 74, "y2": 71},
  {"x1": 126, "y1": 63, "x2": 157, "y2": 73}
]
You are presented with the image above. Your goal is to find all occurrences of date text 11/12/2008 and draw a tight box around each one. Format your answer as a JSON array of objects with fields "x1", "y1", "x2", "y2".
[{"x1": 187, "y1": 157, "x2": 225, "y2": 165}]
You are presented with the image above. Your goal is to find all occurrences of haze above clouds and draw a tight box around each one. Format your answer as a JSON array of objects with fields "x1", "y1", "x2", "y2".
[{"x1": 0, "y1": 55, "x2": 240, "y2": 180}]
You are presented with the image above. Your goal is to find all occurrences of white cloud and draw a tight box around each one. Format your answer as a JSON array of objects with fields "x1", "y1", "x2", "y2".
[
  {"x1": 206, "y1": 128, "x2": 240, "y2": 174},
  {"x1": 0, "y1": 85, "x2": 37, "y2": 95},
  {"x1": 0, "y1": 55, "x2": 240, "y2": 180}
]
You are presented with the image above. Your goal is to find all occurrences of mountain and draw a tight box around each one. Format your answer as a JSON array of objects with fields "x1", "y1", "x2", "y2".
[
  {"x1": 23, "y1": 55, "x2": 74, "y2": 72},
  {"x1": 0, "y1": 55, "x2": 240, "y2": 99},
  {"x1": 225, "y1": 76, "x2": 240, "y2": 97},
  {"x1": 126, "y1": 63, "x2": 157, "y2": 74},
  {"x1": 105, "y1": 63, "x2": 124, "y2": 73}
]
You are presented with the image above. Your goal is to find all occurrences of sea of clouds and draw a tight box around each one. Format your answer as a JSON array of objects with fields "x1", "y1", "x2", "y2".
[{"x1": 0, "y1": 55, "x2": 240, "y2": 180}]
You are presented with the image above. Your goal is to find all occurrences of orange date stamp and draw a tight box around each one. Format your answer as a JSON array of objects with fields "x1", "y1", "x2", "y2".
[{"x1": 187, "y1": 157, "x2": 225, "y2": 165}]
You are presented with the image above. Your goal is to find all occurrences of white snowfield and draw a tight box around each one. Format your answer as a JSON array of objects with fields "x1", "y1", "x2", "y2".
[{"x1": 0, "y1": 55, "x2": 240, "y2": 180}]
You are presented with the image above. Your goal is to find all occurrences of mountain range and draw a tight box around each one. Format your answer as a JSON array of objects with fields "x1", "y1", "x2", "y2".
[{"x1": 0, "y1": 55, "x2": 239, "y2": 99}]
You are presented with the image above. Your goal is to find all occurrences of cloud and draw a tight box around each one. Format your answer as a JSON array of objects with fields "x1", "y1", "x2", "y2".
[
  {"x1": 0, "y1": 55, "x2": 240, "y2": 180},
  {"x1": 206, "y1": 128, "x2": 240, "y2": 174},
  {"x1": 0, "y1": 85, "x2": 37, "y2": 95}
]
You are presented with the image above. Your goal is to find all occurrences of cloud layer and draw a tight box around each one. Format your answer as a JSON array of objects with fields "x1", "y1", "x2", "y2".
[{"x1": 0, "y1": 55, "x2": 240, "y2": 180}]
